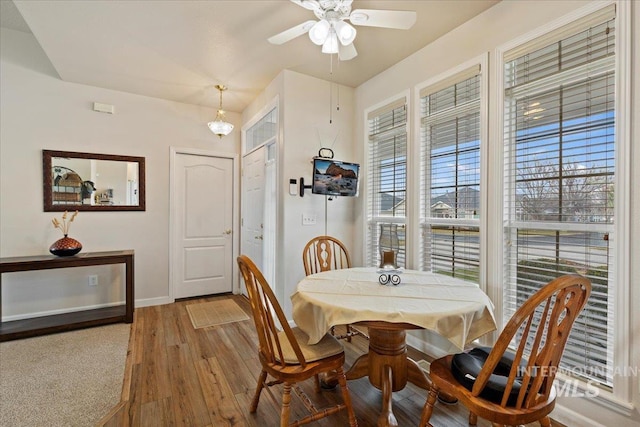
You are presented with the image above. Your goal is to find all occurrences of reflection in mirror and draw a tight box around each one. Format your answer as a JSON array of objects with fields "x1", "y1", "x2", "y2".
[{"x1": 43, "y1": 150, "x2": 145, "y2": 212}]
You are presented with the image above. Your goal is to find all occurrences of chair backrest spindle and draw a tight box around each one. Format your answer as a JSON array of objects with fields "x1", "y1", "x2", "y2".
[
  {"x1": 303, "y1": 236, "x2": 351, "y2": 276},
  {"x1": 471, "y1": 275, "x2": 591, "y2": 410}
]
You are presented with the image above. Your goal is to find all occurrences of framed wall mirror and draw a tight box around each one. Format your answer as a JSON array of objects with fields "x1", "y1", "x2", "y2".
[{"x1": 43, "y1": 150, "x2": 146, "y2": 211}]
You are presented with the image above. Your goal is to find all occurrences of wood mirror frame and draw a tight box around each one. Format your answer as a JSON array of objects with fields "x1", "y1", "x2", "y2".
[{"x1": 43, "y1": 149, "x2": 146, "y2": 212}]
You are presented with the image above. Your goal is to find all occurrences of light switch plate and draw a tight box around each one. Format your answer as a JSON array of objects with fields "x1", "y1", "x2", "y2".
[{"x1": 302, "y1": 213, "x2": 316, "y2": 225}]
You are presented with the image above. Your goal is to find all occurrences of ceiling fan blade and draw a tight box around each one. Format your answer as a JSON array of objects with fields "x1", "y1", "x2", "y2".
[
  {"x1": 290, "y1": 0, "x2": 320, "y2": 11},
  {"x1": 349, "y1": 9, "x2": 417, "y2": 29},
  {"x1": 268, "y1": 20, "x2": 316, "y2": 45},
  {"x1": 338, "y1": 42, "x2": 357, "y2": 61}
]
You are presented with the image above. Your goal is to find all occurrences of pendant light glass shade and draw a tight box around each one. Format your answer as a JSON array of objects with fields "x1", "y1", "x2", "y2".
[
  {"x1": 208, "y1": 116, "x2": 234, "y2": 137},
  {"x1": 208, "y1": 84, "x2": 234, "y2": 138}
]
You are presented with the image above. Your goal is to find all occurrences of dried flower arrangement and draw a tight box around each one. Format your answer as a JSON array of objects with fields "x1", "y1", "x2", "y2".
[{"x1": 52, "y1": 210, "x2": 78, "y2": 236}]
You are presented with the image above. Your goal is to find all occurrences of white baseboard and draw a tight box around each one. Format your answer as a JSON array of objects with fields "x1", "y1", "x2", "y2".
[
  {"x1": 406, "y1": 333, "x2": 450, "y2": 359},
  {"x1": 1, "y1": 296, "x2": 172, "y2": 322},
  {"x1": 1, "y1": 301, "x2": 125, "y2": 322},
  {"x1": 134, "y1": 296, "x2": 172, "y2": 308},
  {"x1": 551, "y1": 405, "x2": 608, "y2": 427}
]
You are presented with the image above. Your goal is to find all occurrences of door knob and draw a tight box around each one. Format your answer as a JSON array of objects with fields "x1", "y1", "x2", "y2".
[{"x1": 223, "y1": 229, "x2": 232, "y2": 235}]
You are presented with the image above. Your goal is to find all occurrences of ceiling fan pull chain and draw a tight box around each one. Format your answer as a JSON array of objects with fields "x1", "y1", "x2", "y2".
[
  {"x1": 329, "y1": 56, "x2": 334, "y2": 124},
  {"x1": 329, "y1": 81, "x2": 333, "y2": 124}
]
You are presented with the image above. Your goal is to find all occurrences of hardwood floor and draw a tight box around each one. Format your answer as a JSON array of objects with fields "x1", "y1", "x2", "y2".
[{"x1": 99, "y1": 294, "x2": 564, "y2": 427}]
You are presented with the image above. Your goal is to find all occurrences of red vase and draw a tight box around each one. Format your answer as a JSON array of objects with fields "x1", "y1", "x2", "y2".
[{"x1": 50, "y1": 235, "x2": 82, "y2": 256}]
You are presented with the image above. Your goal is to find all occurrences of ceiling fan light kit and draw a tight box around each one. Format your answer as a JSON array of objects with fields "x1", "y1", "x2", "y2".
[
  {"x1": 321, "y1": 30, "x2": 339, "y2": 54},
  {"x1": 333, "y1": 20, "x2": 356, "y2": 45},
  {"x1": 309, "y1": 19, "x2": 330, "y2": 45},
  {"x1": 269, "y1": 0, "x2": 417, "y2": 60},
  {"x1": 208, "y1": 84, "x2": 234, "y2": 138}
]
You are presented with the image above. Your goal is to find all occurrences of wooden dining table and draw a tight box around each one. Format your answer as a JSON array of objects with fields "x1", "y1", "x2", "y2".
[{"x1": 291, "y1": 267, "x2": 497, "y2": 427}]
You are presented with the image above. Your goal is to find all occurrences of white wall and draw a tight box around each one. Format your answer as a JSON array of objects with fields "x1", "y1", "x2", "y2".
[
  {"x1": 280, "y1": 70, "x2": 356, "y2": 316},
  {"x1": 242, "y1": 69, "x2": 356, "y2": 317},
  {"x1": 0, "y1": 28, "x2": 241, "y2": 314},
  {"x1": 354, "y1": 1, "x2": 639, "y2": 426}
]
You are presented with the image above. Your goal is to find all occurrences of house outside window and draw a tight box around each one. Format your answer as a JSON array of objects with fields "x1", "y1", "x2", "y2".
[
  {"x1": 503, "y1": 6, "x2": 616, "y2": 388},
  {"x1": 420, "y1": 67, "x2": 482, "y2": 282}
]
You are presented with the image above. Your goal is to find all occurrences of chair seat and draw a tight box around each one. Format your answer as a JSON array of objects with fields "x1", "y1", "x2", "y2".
[
  {"x1": 420, "y1": 275, "x2": 590, "y2": 427},
  {"x1": 430, "y1": 354, "x2": 556, "y2": 425},
  {"x1": 451, "y1": 346, "x2": 528, "y2": 406},
  {"x1": 275, "y1": 327, "x2": 344, "y2": 364},
  {"x1": 237, "y1": 254, "x2": 358, "y2": 426}
]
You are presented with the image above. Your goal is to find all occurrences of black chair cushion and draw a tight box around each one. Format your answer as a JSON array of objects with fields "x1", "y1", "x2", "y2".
[{"x1": 451, "y1": 346, "x2": 527, "y2": 406}]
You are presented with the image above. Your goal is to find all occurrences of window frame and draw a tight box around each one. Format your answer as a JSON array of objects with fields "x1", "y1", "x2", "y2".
[
  {"x1": 415, "y1": 56, "x2": 488, "y2": 283},
  {"x1": 494, "y1": 0, "x2": 632, "y2": 407},
  {"x1": 364, "y1": 92, "x2": 410, "y2": 268}
]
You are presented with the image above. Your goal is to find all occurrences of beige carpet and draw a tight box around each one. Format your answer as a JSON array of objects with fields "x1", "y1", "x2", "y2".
[
  {"x1": 0, "y1": 323, "x2": 130, "y2": 427},
  {"x1": 186, "y1": 299, "x2": 249, "y2": 329}
]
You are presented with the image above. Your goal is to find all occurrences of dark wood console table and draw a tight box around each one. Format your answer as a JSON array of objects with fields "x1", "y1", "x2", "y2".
[{"x1": 0, "y1": 250, "x2": 134, "y2": 342}]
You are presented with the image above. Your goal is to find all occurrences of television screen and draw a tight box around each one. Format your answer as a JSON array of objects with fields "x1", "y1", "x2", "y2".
[{"x1": 312, "y1": 158, "x2": 360, "y2": 197}]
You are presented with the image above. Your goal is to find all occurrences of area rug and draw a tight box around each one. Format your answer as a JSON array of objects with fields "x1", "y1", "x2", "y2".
[
  {"x1": 186, "y1": 299, "x2": 249, "y2": 329},
  {"x1": 0, "y1": 323, "x2": 130, "y2": 427}
]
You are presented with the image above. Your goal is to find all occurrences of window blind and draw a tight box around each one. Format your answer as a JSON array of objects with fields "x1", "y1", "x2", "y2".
[
  {"x1": 246, "y1": 107, "x2": 277, "y2": 152},
  {"x1": 420, "y1": 71, "x2": 481, "y2": 280},
  {"x1": 503, "y1": 11, "x2": 615, "y2": 387},
  {"x1": 367, "y1": 100, "x2": 407, "y2": 268}
]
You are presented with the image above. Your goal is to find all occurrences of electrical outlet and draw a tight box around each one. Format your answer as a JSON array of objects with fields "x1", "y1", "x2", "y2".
[{"x1": 88, "y1": 275, "x2": 98, "y2": 286}]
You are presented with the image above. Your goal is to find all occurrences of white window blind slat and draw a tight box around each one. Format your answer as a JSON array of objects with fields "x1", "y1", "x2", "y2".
[
  {"x1": 367, "y1": 98, "x2": 407, "y2": 121},
  {"x1": 504, "y1": 9, "x2": 615, "y2": 387},
  {"x1": 246, "y1": 107, "x2": 277, "y2": 152},
  {"x1": 503, "y1": 4, "x2": 615, "y2": 62},
  {"x1": 419, "y1": 65, "x2": 481, "y2": 98},
  {"x1": 420, "y1": 70, "x2": 482, "y2": 278},
  {"x1": 367, "y1": 100, "x2": 408, "y2": 268}
]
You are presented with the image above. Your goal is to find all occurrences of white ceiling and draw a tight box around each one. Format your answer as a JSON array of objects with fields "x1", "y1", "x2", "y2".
[{"x1": 2, "y1": 0, "x2": 499, "y2": 113}]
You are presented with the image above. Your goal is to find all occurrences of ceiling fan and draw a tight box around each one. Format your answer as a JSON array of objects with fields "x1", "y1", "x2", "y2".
[{"x1": 268, "y1": 0, "x2": 417, "y2": 61}]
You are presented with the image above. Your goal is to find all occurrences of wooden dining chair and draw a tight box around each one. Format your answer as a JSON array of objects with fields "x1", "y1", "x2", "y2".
[
  {"x1": 237, "y1": 255, "x2": 358, "y2": 427},
  {"x1": 420, "y1": 274, "x2": 591, "y2": 427},
  {"x1": 302, "y1": 236, "x2": 366, "y2": 342},
  {"x1": 303, "y1": 235, "x2": 352, "y2": 274}
]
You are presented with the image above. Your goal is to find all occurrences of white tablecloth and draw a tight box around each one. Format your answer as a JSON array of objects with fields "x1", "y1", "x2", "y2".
[{"x1": 291, "y1": 267, "x2": 496, "y2": 348}]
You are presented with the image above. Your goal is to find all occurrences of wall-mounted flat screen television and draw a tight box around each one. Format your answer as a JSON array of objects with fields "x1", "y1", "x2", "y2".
[{"x1": 312, "y1": 158, "x2": 360, "y2": 197}]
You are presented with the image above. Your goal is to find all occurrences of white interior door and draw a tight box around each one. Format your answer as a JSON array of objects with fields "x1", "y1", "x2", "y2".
[
  {"x1": 174, "y1": 153, "x2": 234, "y2": 299},
  {"x1": 241, "y1": 147, "x2": 266, "y2": 293}
]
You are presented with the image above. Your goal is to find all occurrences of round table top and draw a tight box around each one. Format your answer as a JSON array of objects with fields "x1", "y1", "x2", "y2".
[{"x1": 291, "y1": 267, "x2": 496, "y2": 347}]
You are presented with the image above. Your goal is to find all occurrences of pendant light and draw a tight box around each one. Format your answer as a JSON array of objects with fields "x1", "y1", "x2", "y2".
[{"x1": 208, "y1": 84, "x2": 234, "y2": 138}]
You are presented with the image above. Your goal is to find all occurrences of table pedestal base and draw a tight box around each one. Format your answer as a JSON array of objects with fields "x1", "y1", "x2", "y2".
[
  {"x1": 345, "y1": 327, "x2": 432, "y2": 427},
  {"x1": 322, "y1": 324, "x2": 458, "y2": 426}
]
